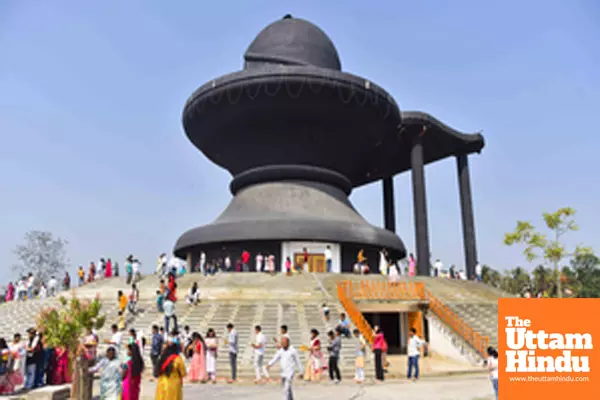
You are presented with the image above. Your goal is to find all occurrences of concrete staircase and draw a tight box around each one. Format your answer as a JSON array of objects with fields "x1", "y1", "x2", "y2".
[
  {"x1": 0, "y1": 273, "x2": 370, "y2": 381},
  {"x1": 318, "y1": 273, "x2": 508, "y2": 354}
]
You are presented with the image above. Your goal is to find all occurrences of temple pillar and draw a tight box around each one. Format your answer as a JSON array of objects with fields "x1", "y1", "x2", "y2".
[
  {"x1": 456, "y1": 154, "x2": 478, "y2": 279},
  {"x1": 411, "y1": 132, "x2": 431, "y2": 276},
  {"x1": 382, "y1": 176, "x2": 396, "y2": 232}
]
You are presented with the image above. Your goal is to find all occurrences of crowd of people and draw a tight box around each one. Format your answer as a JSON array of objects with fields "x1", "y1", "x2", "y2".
[
  {"x1": 2, "y1": 255, "x2": 146, "y2": 304},
  {"x1": 0, "y1": 249, "x2": 498, "y2": 398}
]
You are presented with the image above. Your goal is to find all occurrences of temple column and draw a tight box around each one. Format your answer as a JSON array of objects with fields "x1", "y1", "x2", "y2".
[
  {"x1": 456, "y1": 154, "x2": 478, "y2": 279},
  {"x1": 382, "y1": 176, "x2": 396, "y2": 232},
  {"x1": 411, "y1": 131, "x2": 431, "y2": 276}
]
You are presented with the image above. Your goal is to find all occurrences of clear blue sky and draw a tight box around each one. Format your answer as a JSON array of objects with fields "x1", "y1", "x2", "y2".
[{"x1": 1, "y1": 1, "x2": 599, "y2": 281}]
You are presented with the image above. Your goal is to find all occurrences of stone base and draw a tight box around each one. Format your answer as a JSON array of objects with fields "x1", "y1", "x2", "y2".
[{"x1": 24, "y1": 384, "x2": 70, "y2": 400}]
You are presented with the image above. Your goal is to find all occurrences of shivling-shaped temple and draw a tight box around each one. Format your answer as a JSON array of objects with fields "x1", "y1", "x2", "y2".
[{"x1": 174, "y1": 15, "x2": 484, "y2": 276}]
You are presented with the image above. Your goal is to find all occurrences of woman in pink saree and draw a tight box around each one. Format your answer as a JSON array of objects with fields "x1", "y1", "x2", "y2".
[
  {"x1": 408, "y1": 253, "x2": 416, "y2": 277},
  {"x1": 52, "y1": 346, "x2": 71, "y2": 384},
  {"x1": 186, "y1": 333, "x2": 207, "y2": 383},
  {"x1": 5, "y1": 283, "x2": 14, "y2": 302},
  {"x1": 122, "y1": 343, "x2": 144, "y2": 400},
  {"x1": 304, "y1": 329, "x2": 327, "y2": 381}
]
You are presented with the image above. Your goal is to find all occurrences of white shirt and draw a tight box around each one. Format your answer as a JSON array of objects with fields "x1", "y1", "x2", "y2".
[
  {"x1": 132, "y1": 262, "x2": 140, "y2": 274},
  {"x1": 48, "y1": 278, "x2": 57, "y2": 289},
  {"x1": 488, "y1": 357, "x2": 498, "y2": 379},
  {"x1": 27, "y1": 277, "x2": 34, "y2": 288},
  {"x1": 408, "y1": 336, "x2": 424, "y2": 357},
  {"x1": 324, "y1": 248, "x2": 332, "y2": 261},
  {"x1": 38, "y1": 286, "x2": 47, "y2": 299},
  {"x1": 225, "y1": 257, "x2": 231, "y2": 268},
  {"x1": 200, "y1": 252, "x2": 206, "y2": 263},
  {"x1": 163, "y1": 300, "x2": 175, "y2": 317},
  {"x1": 475, "y1": 264, "x2": 482, "y2": 276},
  {"x1": 433, "y1": 261, "x2": 443, "y2": 273},
  {"x1": 268, "y1": 346, "x2": 303, "y2": 379},
  {"x1": 111, "y1": 331, "x2": 123, "y2": 350},
  {"x1": 254, "y1": 332, "x2": 267, "y2": 355}
]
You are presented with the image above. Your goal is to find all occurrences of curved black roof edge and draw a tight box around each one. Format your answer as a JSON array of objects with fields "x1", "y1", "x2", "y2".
[{"x1": 401, "y1": 110, "x2": 485, "y2": 154}]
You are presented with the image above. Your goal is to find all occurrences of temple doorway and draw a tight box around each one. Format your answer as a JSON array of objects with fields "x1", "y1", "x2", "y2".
[{"x1": 294, "y1": 253, "x2": 326, "y2": 272}]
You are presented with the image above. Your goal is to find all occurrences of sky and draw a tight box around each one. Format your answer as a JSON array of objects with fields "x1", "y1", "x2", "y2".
[{"x1": 1, "y1": 1, "x2": 599, "y2": 282}]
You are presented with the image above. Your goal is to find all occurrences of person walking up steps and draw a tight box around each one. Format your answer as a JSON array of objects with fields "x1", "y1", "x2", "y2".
[
  {"x1": 267, "y1": 337, "x2": 303, "y2": 400},
  {"x1": 252, "y1": 325, "x2": 269, "y2": 384},
  {"x1": 327, "y1": 328, "x2": 342, "y2": 384}
]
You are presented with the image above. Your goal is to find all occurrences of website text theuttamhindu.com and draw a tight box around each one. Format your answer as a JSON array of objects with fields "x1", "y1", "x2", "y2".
[{"x1": 508, "y1": 376, "x2": 590, "y2": 383}]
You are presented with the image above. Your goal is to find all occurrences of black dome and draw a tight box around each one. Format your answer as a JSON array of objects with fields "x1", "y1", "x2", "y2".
[{"x1": 244, "y1": 15, "x2": 342, "y2": 71}]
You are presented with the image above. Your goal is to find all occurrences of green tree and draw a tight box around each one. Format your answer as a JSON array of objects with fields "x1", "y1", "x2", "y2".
[
  {"x1": 37, "y1": 295, "x2": 106, "y2": 400},
  {"x1": 571, "y1": 254, "x2": 600, "y2": 298},
  {"x1": 504, "y1": 207, "x2": 592, "y2": 298},
  {"x1": 482, "y1": 265, "x2": 502, "y2": 288}
]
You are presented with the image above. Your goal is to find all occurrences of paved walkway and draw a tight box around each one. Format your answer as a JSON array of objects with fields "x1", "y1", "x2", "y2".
[{"x1": 129, "y1": 374, "x2": 495, "y2": 400}]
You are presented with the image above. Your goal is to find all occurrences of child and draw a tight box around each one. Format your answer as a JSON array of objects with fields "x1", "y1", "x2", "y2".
[
  {"x1": 322, "y1": 304, "x2": 330, "y2": 321},
  {"x1": 156, "y1": 290, "x2": 164, "y2": 313},
  {"x1": 353, "y1": 329, "x2": 366, "y2": 383}
]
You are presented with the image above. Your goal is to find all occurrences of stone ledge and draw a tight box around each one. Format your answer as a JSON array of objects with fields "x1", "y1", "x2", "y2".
[{"x1": 17, "y1": 384, "x2": 70, "y2": 400}]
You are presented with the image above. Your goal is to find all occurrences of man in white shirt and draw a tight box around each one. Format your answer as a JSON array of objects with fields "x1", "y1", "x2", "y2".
[
  {"x1": 267, "y1": 336, "x2": 303, "y2": 399},
  {"x1": 226, "y1": 323, "x2": 238, "y2": 383},
  {"x1": 47, "y1": 276, "x2": 57, "y2": 297},
  {"x1": 407, "y1": 327, "x2": 426, "y2": 381},
  {"x1": 324, "y1": 246, "x2": 333, "y2": 273},
  {"x1": 200, "y1": 252, "x2": 206, "y2": 276},
  {"x1": 251, "y1": 325, "x2": 270, "y2": 383},
  {"x1": 433, "y1": 259, "x2": 443, "y2": 277},
  {"x1": 475, "y1": 262, "x2": 483, "y2": 282},
  {"x1": 274, "y1": 325, "x2": 290, "y2": 349},
  {"x1": 104, "y1": 324, "x2": 123, "y2": 354}
]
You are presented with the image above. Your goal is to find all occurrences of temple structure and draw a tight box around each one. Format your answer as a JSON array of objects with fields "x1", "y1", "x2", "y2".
[{"x1": 174, "y1": 15, "x2": 484, "y2": 276}]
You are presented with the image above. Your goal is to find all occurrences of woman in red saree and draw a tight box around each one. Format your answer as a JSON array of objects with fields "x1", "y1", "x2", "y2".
[
  {"x1": 166, "y1": 273, "x2": 177, "y2": 302},
  {"x1": 304, "y1": 329, "x2": 327, "y2": 381},
  {"x1": 122, "y1": 343, "x2": 144, "y2": 400},
  {"x1": 105, "y1": 259, "x2": 113, "y2": 278},
  {"x1": 52, "y1": 346, "x2": 71, "y2": 384}
]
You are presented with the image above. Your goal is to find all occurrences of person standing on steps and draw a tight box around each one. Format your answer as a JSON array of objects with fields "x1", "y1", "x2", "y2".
[
  {"x1": 353, "y1": 329, "x2": 366, "y2": 384},
  {"x1": 327, "y1": 328, "x2": 342, "y2": 384},
  {"x1": 372, "y1": 326, "x2": 385, "y2": 381},
  {"x1": 274, "y1": 325, "x2": 290, "y2": 349},
  {"x1": 104, "y1": 324, "x2": 123, "y2": 355},
  {"x1": 225, "y1": 323, "x2": 238, "y2": 383},
  {"x1": 475, "y1": 261, "x2": 483, "y2": 282},
  {"x1": 125, "y1": 256, "x2": 134, "y2": 285},
  {"x1": 487, "y1": 347, "x2": 499, "y2": 399},
  {"x1": 204, "y1": 329, "x2": 218, "y2": 384},
  {"x1": 252, "y1": 325, "x2": 269, "y2": 384},
  {"x1": 150, "y1": 325, "x2": 163, "y2": 379},
  {"x1": 407, "y1": 327, "x2": 426, "y2": 381},
  {"x1": 267, "y1": 337, "x2": 303, "y2": 400},
  {"x1": 408, "y1": 253, "x2": 416, "y2": 277},
  {"x1": 325, "y1": 245, "x2": 333, "y2": 273},
  {"x1": 241, "y1": 250, "x2": 250, "y2": 273}
]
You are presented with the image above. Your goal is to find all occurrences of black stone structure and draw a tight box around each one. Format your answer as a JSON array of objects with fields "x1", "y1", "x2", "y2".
[{"x1": 174, "y1": 15, "x2": 484, "y2": 276}]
